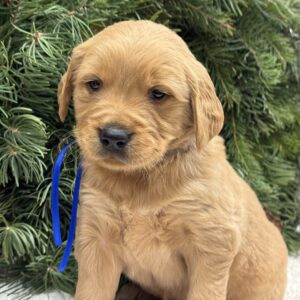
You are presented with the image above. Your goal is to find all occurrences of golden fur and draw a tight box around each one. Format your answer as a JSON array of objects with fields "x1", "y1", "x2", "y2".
[{"x1": 58, "y1": 20, "x2": 288, "y2": 300}]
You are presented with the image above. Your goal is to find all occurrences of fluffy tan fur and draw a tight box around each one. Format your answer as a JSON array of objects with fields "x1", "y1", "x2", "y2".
[{"x1": 58, "y1": 20, "x2": 288, "y2": 300}]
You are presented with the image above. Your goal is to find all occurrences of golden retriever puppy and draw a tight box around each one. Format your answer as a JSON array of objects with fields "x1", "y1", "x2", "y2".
[{"x1": 58, "y1": 20, "x2": 288, "y2": 300}]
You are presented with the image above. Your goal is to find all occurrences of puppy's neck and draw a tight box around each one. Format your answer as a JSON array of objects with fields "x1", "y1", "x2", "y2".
[
  {"x1": 83, "y1": 136, "x2": 226, "y2": 208},
  {"x1": 165, "y1": 141, "x2": 194, "y2": 158}
]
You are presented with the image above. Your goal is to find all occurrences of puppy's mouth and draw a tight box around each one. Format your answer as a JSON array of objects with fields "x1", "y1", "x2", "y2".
[
  {"x1": 94, "y1": 144, "x2": 165, "y2": 171},
  {"x1": 97, "y1": 148, "x2": 129, "y2": 164}
]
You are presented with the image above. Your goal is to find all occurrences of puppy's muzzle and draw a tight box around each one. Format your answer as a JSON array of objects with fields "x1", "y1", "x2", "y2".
[{"x1": 99, "y1": 125, "x2": 132, "y2": 153}]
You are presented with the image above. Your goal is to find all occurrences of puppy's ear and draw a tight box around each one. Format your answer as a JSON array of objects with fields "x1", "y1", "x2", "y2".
[
  {"x1": 57, "y1": 48, "x2": 84, "y2": 122},
  {"x1": 188, "y1": 61, "x2": 224, "y2": 150}
]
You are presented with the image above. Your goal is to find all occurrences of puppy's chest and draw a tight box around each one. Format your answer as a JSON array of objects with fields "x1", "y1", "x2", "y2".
[{"x1": 118, "y1": 206, "x2": 186, "y2": 290}]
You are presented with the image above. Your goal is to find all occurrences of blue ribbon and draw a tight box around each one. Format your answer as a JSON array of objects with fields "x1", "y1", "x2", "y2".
[{"x1": 51, "y1": 143, "x2": 82, "y2": 272}]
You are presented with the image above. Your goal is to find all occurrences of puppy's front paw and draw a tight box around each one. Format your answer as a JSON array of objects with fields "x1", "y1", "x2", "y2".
[{"x1": 115, "y1": 283, "x2": 161, "y2": 300}]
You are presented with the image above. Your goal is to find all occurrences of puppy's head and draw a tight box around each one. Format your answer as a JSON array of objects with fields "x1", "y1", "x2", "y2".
[{"x1": 58, "y1": 20, "x2": 224, "y2": 171}]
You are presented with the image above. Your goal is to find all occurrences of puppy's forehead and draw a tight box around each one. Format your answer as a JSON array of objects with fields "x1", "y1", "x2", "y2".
[
  {"x1": 93, "y1": 20, "x2": 190, "y2": 54},
  {"x1": 77, "y1": 21, "x2": 193, "y2": 86}
]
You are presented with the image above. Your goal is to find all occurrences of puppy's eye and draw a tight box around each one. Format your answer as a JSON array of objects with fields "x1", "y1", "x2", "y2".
[
  {"x1": 87, "y1": 79, "x2": 102, "y2": 91},
  {"x1": 150, "y1": 89, "x2": 167, "y2": 102}
]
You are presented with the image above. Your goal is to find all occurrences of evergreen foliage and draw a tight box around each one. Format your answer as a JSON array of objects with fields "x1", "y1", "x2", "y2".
[{"x1": 0, "y1": 0, "x2": 299, "y2": 297}]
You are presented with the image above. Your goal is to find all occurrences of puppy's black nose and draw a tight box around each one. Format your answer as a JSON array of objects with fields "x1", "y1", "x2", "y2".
[{"x1": 100, "y1": 125, "x2": 131, "y2": 152}]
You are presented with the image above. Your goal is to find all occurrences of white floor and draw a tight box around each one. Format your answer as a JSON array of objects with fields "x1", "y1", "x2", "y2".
[
  {"x1": 285, "y1": 255, "x2": 300, "y2": 300},
  {"x1": 1, "y1": 256, "x2": 299, "y2": 300}
]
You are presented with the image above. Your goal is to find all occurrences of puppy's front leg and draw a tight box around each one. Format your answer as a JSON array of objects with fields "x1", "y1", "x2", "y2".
[
  {"x1": 74, "y1": 236, "x2": 122, "y2": 300},
  {"x1": 184, "y1": 225, "x2": 239, "y2": 300},
  {"x1": 74, "y1": 233, "x2": 122, "y2": 300},
  {"x1": 185, "y1": 252, "x2": 233, "y2": 300},
  {"x1": 74, "y1": 200, "x2": 123, "y2": 300}
]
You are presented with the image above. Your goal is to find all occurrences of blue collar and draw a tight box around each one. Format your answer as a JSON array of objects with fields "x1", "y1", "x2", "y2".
[{"x1": 51, "y1": 143, "x2": 82, "y2": 272}]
